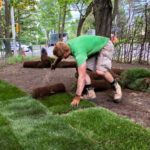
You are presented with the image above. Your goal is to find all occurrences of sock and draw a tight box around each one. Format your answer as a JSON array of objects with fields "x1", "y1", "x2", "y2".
[
  {"x1": 85, "y1": 84, "x2": 92, "y2": 89},
  {"x1": 110, "y1": 80, "x2": 117, "y2": 90},
  {"x1": 82, "y1": 84, "x2": 92, "y2": 94}
]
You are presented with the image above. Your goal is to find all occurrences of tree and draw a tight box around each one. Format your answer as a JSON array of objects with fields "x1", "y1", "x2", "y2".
[
  {"x1": 58, "y1": 0, "x2": 73, "y2": 40},
  {"x1": 38, "y1": 0, "x2": 59, "y2": 44},
  {"x1": 0, "y1": 4, "x2": 4, "y2": 38},
  {"x1": 93, "y1": 0, "x2": 113, "y2": 37},
  {"x1": 12, "y1": 0, "x2": 37, "y2": 44},
  {"x1": 72, "y1": 0, "x2": 93, "y2": 36},
  {"x1": 3, "y1": 0, "x2": 11, "y2": 56},
  {"x1": 82, "y1": 12, "x2": 95, "y2": 34},
  {"x1": 38, "y1": 0, "x2": 73, "y2": 43}
]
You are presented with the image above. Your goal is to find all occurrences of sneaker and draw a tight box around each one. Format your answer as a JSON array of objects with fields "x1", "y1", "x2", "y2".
[
  {"x1": 81, "y1": 88, "x2": 96, "y2": 100},
  {"x1": 113, "y1": 82, "x2": 122, "y2": 103}
]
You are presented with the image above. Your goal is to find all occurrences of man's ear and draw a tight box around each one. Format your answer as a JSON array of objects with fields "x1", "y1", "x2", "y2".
[{"x1": 63, "y1": 43, "x2": 70, "y2": 53}]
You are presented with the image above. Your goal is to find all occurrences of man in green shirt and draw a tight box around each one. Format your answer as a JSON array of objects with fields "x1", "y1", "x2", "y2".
[{"x1": 51, "y1": 35, "x2": 122, "y2": 106}]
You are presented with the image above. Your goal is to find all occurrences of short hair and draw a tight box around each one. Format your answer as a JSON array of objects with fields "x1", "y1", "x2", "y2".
[{"x1": 53, "y1": 42, "x2": 69, "y2": 58}]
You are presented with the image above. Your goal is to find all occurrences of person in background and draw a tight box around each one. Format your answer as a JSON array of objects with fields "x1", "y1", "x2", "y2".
[
  {"x1": 51, "y1": 35, "x2": 122, "y2": 106},
  {"x1": 111, "y1": 34, "x2": 119, "y2": 44}
]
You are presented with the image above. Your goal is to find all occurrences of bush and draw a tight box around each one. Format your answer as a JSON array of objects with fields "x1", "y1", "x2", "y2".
[
  {"x1": 7, "y1": 55, "x2": 38, "y2": 64},
  {"x1": 120, "y1": 68, "x2": 150, "y2": 92}
]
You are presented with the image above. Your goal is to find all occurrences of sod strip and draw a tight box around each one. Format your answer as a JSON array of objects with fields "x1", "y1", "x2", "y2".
[
  {"x1": 64, "y1": 108, "x2": 150, "y2": 150},
  {"x1": 0, "y1": 113, "x2": 22, "y2": 150},
  {"x1": 40, "y1": 93, "x2": 96, "y2": 114},
  {"x1": 0, "y1": 80, "x2": 27, "y2": 101},
  {"x1": 0, "y1": 97, "x2": 98, "y2": 150}
]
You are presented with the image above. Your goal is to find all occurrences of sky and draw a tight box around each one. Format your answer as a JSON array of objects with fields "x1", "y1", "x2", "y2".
[{"x1": 71, "y1": 10, "x2": 80, "y2": 21}]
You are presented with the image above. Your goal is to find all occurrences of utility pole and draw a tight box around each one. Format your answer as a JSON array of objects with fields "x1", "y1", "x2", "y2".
[{"x1": 10, "y1": 6, "x2": 17, "y2": 55}]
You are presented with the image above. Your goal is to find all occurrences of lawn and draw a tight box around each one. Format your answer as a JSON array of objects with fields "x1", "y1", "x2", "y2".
[{"x1": 0, "y1": 80, "x2": 150, "y2": 150}]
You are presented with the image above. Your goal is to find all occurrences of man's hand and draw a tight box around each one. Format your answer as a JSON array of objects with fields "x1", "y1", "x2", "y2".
[
  {"x1": 71, "y1": 95, "x2": 80, "y2": 107},
  {"x1": 51, "y1": 57, "x2": 62, "y2": 70},
  {"x1": 51, "y1": 63, "x2": 56, "y2": 70}
]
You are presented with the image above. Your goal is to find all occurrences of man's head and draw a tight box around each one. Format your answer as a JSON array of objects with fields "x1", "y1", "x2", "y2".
[{"x1": 53, "y1": 42, "x2": 70, "y2": 59}]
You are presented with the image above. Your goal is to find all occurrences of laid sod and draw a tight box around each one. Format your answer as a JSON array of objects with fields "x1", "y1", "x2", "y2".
[
  {"x1": 0, "y1": 97, "x2": 98, "y2": 150},
  {"x1": 40, "y1": 93, "x2": 96, "y2": 114},
  {"x1": 0, "y1": 114, "x2": 22, "y2": 150},
  {"x1": 0, "y1": 80, "x2": 26, "y2": 101},
  {"x1": 63, "y1": 108, "x2": 150, "y2": 150},
  {"x1": 0, "y1": 80, "x2": 150, "y2": 150}
]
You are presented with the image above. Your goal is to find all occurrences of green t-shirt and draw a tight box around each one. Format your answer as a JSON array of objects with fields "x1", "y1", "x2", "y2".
[{"x1": 67, "y1": 35, "x2": 109, "y2": 66}]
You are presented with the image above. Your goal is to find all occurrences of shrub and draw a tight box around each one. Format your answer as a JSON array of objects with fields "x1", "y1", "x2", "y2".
[{"x1": 120, "y1": 68, "x2": 150, "y2": 92}]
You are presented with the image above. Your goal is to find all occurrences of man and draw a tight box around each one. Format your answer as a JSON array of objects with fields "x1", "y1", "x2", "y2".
[{"x1": 51, "y1": 35, "x2": 122, "y2": 106}]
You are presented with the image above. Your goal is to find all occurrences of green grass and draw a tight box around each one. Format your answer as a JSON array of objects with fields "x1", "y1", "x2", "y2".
[
  {"x1": 0, "y1": 80, "x2": 150, "y2": 150},
  {"x1": 40, "y1": 93, "x2": 96, "y2": 114},
  {"x1": 0, "y1": 80, "x2": 26, "y2": 101},
  {"x1": 120, "y1": 68, "x2": 150, "y2": 92},
  {"x1": 0, "y1": 97, "x2": 97, "y2": 150},
  {"x1": 63, "y1": 108, "x2": 150, "y2": 150},
  {"x1": 7, "y1": 55, "x2": 39, "y2": 64},
  {"x1": 0, "y1": 114, "x2": 22, "y2": 150}
]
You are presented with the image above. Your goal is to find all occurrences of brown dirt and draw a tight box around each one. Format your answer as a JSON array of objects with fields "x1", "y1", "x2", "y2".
[{"x1": 0, "y1": 62, "x2": 150, "y2": 128}]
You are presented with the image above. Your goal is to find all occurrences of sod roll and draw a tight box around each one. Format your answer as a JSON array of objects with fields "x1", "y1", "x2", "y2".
[
  {"x1": 32, "y1": 83, "x2": 66, "y2": 98},
  {"x1": 91, "y1": 80, "x2": 111, "y2": 91}
]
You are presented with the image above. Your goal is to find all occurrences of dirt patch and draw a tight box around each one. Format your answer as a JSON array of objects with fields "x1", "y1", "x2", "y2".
[{"x1": 0, "y1": 63, "x2": 150, "y2": 128}]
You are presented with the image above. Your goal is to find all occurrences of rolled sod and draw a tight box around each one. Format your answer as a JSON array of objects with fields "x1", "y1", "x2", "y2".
[
  {"x1": 75, "y1": 68, "x2": 124, "y2": 80},
  {"x1": 57, "y1": 61, "x2": 77, "y2": 68},
  {"x1": 91, "y1": 80, "x2": 111, "y2": 91},
  {"x1": 87, "y1": 68, "x2": 124, "y2": 80},
  {"x1": 23, "y1": 60, "x2": 51, "y2": 68},
  {"x1": 32, "y1": 83, "x2": 66, "y2": 99},
  {"x1": 23, "y1": 61, "x2": 41, "y2": 68}
]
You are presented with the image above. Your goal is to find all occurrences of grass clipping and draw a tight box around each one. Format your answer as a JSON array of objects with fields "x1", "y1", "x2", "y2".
[{"x1": 120, "y1": 68, "x2": 150, "y2": 92}]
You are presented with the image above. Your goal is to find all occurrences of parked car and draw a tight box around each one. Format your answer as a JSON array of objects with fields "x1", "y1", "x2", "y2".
[
  {"x1": 11, "y1": 42, "x2": 32, "y2": 52},
  {"x1": 21, "y1": 44, "x2": 32, "y2": 52}
]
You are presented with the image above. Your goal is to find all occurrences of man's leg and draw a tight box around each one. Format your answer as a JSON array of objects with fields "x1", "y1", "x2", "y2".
[
  {"x1": 96, "y1": 70, "x2": 122, "y2": 102},
  {"x1": 81, "y1": 56, "x2": 97, "y2": 100},
  {"x1": 96, "y1": 40, "x2": 122, "y2": 102},
  {"x1": 81, "y1": 73, "x2": 96, "y2": 100}
]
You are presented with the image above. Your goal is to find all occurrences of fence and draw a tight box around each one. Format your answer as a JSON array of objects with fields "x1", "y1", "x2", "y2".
[
  {"x1": 0, "y1": 38, "x2": 46, "y2": 67},
  {"x1": 113, "y1": 42, "x2": 150, "y2": 65}
]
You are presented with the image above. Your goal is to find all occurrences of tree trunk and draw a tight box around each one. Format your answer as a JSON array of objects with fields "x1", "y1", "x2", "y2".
[
  {"x1": 0, "y1": 11, "x2": 3, "y2": 38},
  {"x1": 139, "y1": 3, "x2": 148, "y2": 64},
  {"x1": 60, "y1": 2, "x2": 67, "y2": 41},
  {"x1": 93, "y1": 0, "x2": 112, "y2": 37},
  {"x1": 147, "y1": 43, "x2": 150, "y2": 65},
  {"x1": 4, "y1": 0, "x2": 11, "y2": 56},
  {"x1": 77, "y1": 2, "x2": 93, "y2": 36},
  {"x1": 112, "y1": 0, "x2": 119, "y2": 21},
  {"x1": 58, "y1": 6, "x2": 62, "y2": 37}
]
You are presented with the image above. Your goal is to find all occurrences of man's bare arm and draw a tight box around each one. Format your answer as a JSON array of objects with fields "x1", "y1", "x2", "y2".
[
  {"x1": 51, "y1": 57, "x2": 62, "y2": 69},
  {"x1": 76, "y1": 62, "x2": 86, "y2": 96}
]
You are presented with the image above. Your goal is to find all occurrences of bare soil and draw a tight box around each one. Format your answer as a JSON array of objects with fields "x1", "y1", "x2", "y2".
[{"x1": 0, "y1": 62, "x2": 150, "y2": 128}]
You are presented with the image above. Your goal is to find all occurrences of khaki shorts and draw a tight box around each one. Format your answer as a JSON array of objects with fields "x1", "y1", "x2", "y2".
[{"x1": 87, "y1": 40, "x2": 114, "y2": 72}]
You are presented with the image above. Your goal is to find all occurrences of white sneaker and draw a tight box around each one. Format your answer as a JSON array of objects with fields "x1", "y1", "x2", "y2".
[
  {"x1": 81, "y1": 88, "x2": 96, "y2": 100},
  {"x1": 113, "y1": 82, "x2": 122, "y2": 103}
]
